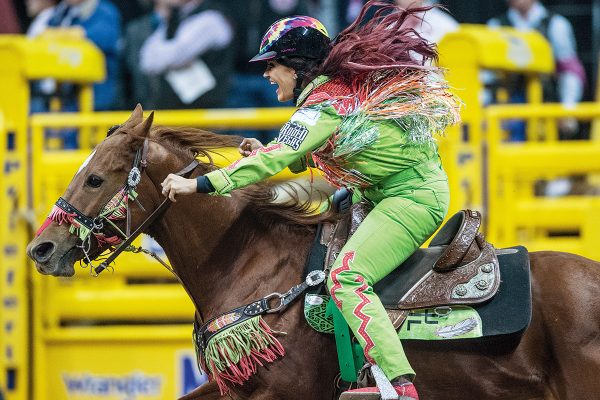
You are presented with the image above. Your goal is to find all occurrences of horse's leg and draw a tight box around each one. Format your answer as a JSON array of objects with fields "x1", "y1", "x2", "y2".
[
  {"x1": 531, "y1": 252, "x2": 600, "y2": 400},
  {"x1": 178, "y1": 382, "x2": 222, "y2": 400}
]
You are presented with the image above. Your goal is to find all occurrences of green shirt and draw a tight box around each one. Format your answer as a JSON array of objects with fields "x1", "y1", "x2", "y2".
[{"x1": 205, "y1": 76, "x2": 441, "y2": 195}]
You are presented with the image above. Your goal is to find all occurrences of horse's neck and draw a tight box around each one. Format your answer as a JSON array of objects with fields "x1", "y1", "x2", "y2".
[{"x1": 151, "y1": 194, "x2": 315, "y2": 318}]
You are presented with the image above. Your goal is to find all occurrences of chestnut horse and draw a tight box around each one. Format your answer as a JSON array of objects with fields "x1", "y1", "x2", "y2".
[{"x1": 27, "y1": 108, "x2": 600, "y2": 400}]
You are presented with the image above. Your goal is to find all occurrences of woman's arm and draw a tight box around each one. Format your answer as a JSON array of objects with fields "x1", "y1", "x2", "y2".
[
  {"x1": 161, "y1": 106, "x2": 340, "y2": 199},
  {"x1": 204, "y1": 106, "x2": 340, "y2": 195}
]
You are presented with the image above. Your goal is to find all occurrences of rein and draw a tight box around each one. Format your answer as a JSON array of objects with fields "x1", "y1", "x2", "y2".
[
  {"x1": 38, "y1": 137, "x2": 199, "y2": 276},
  {"x1": 93, "y1": 158, "x2": 198, "y2": 275}
]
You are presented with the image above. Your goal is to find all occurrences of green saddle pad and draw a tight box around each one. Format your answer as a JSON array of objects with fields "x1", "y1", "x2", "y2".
[{"x1": 305, "y1": 293, "x2": 483, "y2": 340}]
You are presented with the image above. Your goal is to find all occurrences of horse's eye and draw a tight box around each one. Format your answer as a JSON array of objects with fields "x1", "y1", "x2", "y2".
[{"x1": 86, "y1": 174, "x2": 104, "y2": 188}]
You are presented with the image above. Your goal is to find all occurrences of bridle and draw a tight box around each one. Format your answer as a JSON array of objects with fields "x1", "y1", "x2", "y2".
[{"x1": 37, "y1": 137, "x2": 199, "y2": 276}]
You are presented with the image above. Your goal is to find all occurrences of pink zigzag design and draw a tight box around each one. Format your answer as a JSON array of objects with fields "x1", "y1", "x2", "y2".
[
  {"x1": 330, "y1": 251, "x2": 355, "y2": 308},
  {"x1": 330, "y1": 251, "x2": 376, "y2": 362},
  {"x1": 353, "y1": 275, "x2": 375, "y2": 363}
]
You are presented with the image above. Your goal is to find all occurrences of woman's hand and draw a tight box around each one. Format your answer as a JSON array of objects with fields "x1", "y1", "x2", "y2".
[
  {"x1": 161, "y1": 174, "x2": 196, "y2": 202},
  {"x1": 238, "y1": 138, "x2": 263, "y2": 157}
]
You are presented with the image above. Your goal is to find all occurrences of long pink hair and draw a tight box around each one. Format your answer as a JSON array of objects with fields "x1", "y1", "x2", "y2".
[{"x1": 317, "y1": 1, "x2": 438, "y2": 83}]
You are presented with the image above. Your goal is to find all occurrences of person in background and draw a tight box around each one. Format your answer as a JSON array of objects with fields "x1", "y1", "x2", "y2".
[
  {"x1": 306, "y1": 0, "x2": 338, "y2": 36},
  {"x1": 0, "y1": 0, "x2": 21, "y2": 33},
  {"x1": 26, "y1": 0, "x2": 120, "y2": 149},
  {"x1": 394, "y1": 0, "x2": 458, "y2": 45},
  {"x1": 336, "y1": 0, "x2": 368, "y2": 33},
  {"x1": 120, "y1": 0, "x2": 169, "y2": 109},
  {"x1": 25, "y1": 0, "x2": 57, "y2": 36},
  {"x1": 28, "y1": 0, "x2": 121, "y2": 112},
  {"x1": 488, "y1": 0, "x2": 587, "y2": 197},
  {"x1": 110, "y1": 0, "x2": 148, "y2": 27},
  {"x1": 226, "y1": 0, "x2": 308, "y2": 143},
  {"x1": 139, "y1": 0, "x2": 234, "y2": 110},
  {"x1": 488, "y1": 0, "x2": 586, "y2": 139}
]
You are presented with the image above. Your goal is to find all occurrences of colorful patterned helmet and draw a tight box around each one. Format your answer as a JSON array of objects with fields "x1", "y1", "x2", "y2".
[{"x1": 250, "y1": 16, "x2": 331, "y2": 63}]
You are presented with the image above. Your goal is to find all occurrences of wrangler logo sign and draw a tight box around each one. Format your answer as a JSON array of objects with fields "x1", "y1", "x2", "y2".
[{"x1": 62, "y1": 372, "x2": 162, "y2": 399}]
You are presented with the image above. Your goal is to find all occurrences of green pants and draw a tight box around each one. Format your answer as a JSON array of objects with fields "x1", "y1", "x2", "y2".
[{"x1": 326, "y1": 161, "x2": 449, "y2": 380}]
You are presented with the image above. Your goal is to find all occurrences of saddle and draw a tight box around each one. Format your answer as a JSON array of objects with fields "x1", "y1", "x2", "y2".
[
  {"x1": 304, "y1": 197, "x2": 531, "y2": 398},
  {"x1": 319, "y1": 201, "x2": 501, "y2": 329}
]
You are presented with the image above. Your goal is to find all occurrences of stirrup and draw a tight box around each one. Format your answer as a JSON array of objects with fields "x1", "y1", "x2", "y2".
[{"x1": 339, "y1": 365, "x2": 401, "y2": 400}]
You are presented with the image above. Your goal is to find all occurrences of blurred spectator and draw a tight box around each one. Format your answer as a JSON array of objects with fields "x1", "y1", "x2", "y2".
[
  {"x1": 306, "y1": 0, "x2": 365, "y2": 36},
  {"x1": 27, "y1": 0, "x2": 121, "y2": 149},
  {"x1": 139, "y1": 0, "x2": 234, "y2": 109},
  {"x1": 394, "y1": 0, "x2": 458, "y2": 45},
  {"x1": 0, "y1": 0, "x2": 20, "y2": 33},
  {"x1": 226, "y1": 0, "x2": 308, "y2": 142},
  {"x1": 25, "y1": 0, "x2": 57, "y2": 36},
  {"x1": 488, "y1": 0, "x2": 586, "y2": 139},
  {"x1": 120, "y1": 0, "x2": 169, "y2": 109},
  {"x1": 489, "y1": 0, "x2": 587, "y2": 197},
  {"x1": 336, "y1": 0, "x2": 368, "y2": 34},
  {"x1": 306, "y1": 0, "x2": 338, "y2": 35},
  {"x1": 111, "y1": 0, "x2": 149, "y2": 27},
  {"x1": 335, "y1": 1, "x2": 457, "y2": 44},
  {"x1": 28, "y1": 0, "x2": 121, "y2": 111}
]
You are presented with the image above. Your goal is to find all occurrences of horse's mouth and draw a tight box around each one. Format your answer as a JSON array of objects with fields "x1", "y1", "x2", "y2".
[{"x1": 36, "y1": 246, "x2": 80, "y2": 277}]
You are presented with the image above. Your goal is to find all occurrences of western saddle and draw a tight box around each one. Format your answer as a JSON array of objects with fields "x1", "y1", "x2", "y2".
[{"x1": 320, "y1": 200, "x2": 500, "y2": 329}]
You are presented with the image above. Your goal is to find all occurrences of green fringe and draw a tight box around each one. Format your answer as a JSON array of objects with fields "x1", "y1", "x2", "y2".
[{"x1": 201, "y1": 316, "x2": 285, "y2": 394}]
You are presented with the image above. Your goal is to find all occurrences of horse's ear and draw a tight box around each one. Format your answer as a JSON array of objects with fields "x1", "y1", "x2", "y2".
[
  {"x1": 133, "y1": 111, "x2": 154, "y2": 137},
  {"x1": 121, "y1": 104, "x2": 144, "y2": 129}
]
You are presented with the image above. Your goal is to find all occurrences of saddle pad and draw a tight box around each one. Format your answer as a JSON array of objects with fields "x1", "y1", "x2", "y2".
[
  {"x1": 397, "y1": 306, "x2": 483, "y2": 340},
  {"x1": 397, "y1": 246, "x2": 532, "y2": 340},
  {"x1": 476, "y1": 246, "x2": 531, "y2": 337},
  {"x1": 304, "y1": 246, "x2": 531, "y2": 340}
]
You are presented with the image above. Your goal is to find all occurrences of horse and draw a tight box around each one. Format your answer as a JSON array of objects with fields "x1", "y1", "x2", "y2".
[{"x1": 27, "y1": 107, "x2": 600, "y2": 400}]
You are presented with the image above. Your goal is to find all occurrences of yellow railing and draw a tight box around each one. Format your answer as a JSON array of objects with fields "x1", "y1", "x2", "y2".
[
  {"x1": 29, "y1": 107, "x2": 325, "y2": 215},
  {"x1": 30, "y1": 108, "x2": 297, "y2": 149},
  {"x1": 0, "y1": 112, "x2": 30, "y2": 400},
  {"x1": 486, "y1": 103, "x2": 600, "y2": 260}
]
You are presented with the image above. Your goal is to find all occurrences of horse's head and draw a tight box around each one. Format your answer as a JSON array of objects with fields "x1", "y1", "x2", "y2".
[{"x1": 26, "y1": 105, "x2": 177, "y2": 276}]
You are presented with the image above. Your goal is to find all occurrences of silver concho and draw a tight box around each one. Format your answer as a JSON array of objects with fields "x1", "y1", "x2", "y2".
[
  {"x1": 475, "y1": 280, "x2": 489, "y2": 290},
  {"x1": 128, "y1": 167, "x2": 141, "y2": 187},
  {"x1": 454, "y1": 285, "x2": 467, "y2": 297},
  {"x1": 481, "y1": 263, "x2": 493, "y2": 273}
]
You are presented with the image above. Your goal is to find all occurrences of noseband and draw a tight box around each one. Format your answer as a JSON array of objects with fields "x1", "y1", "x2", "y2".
[{"x1": 37, "y1": 137, "x2": 199, "y2": 276}]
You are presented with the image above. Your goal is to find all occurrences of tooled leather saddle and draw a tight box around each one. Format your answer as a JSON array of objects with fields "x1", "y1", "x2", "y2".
[{"x1": 312, "y1": 197, "x2": 531, "y2": 335}]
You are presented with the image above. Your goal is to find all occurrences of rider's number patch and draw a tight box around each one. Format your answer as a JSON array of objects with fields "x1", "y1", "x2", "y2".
[{"x1": 276, "y1": 122, "x2": 309, "y2": 151}]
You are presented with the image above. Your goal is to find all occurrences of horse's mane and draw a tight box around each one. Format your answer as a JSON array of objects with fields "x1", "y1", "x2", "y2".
[{"x1": 147, "y1": 126, "x2": 335, "y2": 229}]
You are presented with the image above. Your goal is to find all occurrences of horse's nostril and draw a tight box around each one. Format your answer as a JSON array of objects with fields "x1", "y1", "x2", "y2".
[{"x1": 33, "y1": 242, "x2": 56, "y2": 263}]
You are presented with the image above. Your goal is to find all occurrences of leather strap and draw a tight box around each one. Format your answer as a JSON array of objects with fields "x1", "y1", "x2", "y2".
[
  {"x1": 434, "y1": 210, "x2": 481, "y2": 271},
  {"x1": 94, "y1": 159, "x2": 199, "y2": 274}
]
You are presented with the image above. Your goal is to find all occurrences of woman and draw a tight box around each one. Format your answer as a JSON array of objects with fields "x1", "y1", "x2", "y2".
[{"x1": 162, "y1": 2, "x2": 460, "y2": 398}]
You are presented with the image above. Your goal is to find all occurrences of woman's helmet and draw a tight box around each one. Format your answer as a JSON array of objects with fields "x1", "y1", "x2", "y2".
[{"x1": 250, "y1": 16, "x2": 331, "y2": 63}]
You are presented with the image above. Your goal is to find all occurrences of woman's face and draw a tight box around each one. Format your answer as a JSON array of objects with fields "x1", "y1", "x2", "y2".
[{"x1": 263, "y1": 60, "x2": 297, "y2": 102}]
